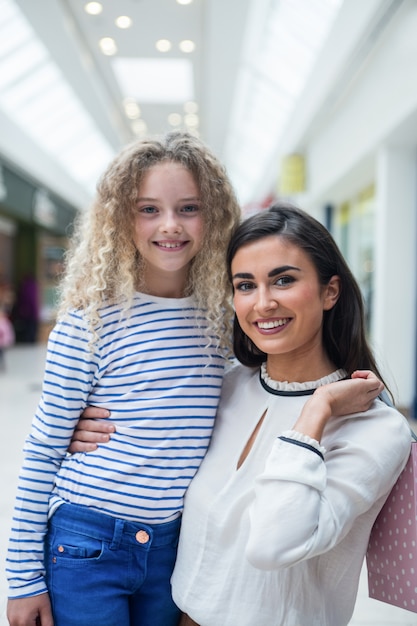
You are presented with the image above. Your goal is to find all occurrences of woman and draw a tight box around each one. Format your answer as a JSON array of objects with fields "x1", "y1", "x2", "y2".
[
  {"x1": 71, "y1": 203, "x2": 410, "y2": 626},
  {"x1": 171, "y1": 203, "x2": 410, "y2": 626}
]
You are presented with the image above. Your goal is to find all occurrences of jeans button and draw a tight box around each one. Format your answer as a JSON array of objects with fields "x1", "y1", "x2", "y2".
[{"x1": 135, "y1": 530, "x2": 150, "y2": 544}]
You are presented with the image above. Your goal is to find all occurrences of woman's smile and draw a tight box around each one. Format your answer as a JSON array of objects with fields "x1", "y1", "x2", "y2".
[{"x1": 255, "y1": 317, "x2": 291, "y2": 332}]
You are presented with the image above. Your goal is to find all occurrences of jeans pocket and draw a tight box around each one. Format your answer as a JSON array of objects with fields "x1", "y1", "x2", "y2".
[{"x1": 47, "y1": 526, "x2": 104, "y2": 564}]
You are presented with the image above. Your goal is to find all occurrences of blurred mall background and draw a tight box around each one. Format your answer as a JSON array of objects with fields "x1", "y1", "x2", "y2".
[
  {"x1": 2, "y1": 1, "x2": 417, "y2": 624},
  {"x1": 0, "y1": 0, "x2": 416, "y2": 410}
]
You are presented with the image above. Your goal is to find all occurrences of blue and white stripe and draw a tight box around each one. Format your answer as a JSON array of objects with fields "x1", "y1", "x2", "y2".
[{"x1": 7, "y1": 292, "x2": 225, "y2": 598}]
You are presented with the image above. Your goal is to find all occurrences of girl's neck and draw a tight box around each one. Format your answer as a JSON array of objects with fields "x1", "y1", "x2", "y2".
[{"x1": 139, "y1": 269, "x2": 189, "y2": 299}]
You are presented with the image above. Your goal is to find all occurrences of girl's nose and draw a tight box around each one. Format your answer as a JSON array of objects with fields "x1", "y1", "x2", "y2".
[{"x1": 160, "y1": 211, "x2": 182, "y2": 234}]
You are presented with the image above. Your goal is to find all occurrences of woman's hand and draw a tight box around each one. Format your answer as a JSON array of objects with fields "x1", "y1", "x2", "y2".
[
  {"x1": 68, "y1": 406, "x2": 114, "y2": 453},
  {"x1": 292, "y1": 370, "x2": 384, "y2": 443}
]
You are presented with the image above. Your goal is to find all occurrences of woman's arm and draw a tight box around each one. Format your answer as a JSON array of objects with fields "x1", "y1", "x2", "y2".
[
  {"x1": 245, "y1": 373, "x2": 410, "y2": 570},
  {"x1": 68, "y1": 406, "x2": 114, "y2": 453}
]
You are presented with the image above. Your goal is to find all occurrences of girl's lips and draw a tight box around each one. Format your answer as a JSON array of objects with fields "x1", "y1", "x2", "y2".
[{"x1": 154, "y1": 241, "x2": 188, "y2": 250}]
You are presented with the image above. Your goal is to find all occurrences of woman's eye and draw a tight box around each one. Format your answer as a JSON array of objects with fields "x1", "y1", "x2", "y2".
[
  {"x1": 276, "y1": 275, "x2": 295, "y2": 287},
  {"x1": 235, "y1": 281, "x2": 255, "y2": 292}
]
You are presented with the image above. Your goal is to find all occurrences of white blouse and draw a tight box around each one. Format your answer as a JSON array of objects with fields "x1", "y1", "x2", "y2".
[{"x1": 171, "y1": 363, "x2": 411, "y2": 626}]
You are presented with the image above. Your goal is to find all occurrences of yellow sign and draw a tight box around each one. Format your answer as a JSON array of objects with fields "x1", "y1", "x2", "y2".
[{"x1": 279, "y1": 154, "x2": 305, "y2": 194}]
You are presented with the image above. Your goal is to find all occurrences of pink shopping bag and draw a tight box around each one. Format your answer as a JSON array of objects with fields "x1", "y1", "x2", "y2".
[{"x1": 366, "y1": 441, "x2": 417, "y2": 613}]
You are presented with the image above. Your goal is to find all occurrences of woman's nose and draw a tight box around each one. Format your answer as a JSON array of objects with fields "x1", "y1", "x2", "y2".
[{"x1": 255, "y1": 287, "x2": 278, "y2": 312}]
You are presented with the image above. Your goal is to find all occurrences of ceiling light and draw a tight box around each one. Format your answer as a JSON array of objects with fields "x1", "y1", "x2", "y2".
[
  {"x1": 177, "y1": 0, "x2": 193, "y2": 4},
  {"x1": 131, "y1": 119, "x2": 147, "y2": 135},
  {"x1": 99, "y1": 37, "x2": 117, "y2": 56},
  {"x1": 124, "y1": 100, "x2": 141, "y2": 119},
  {"x1": 168, "y1": 113, "x2": 182, "y2": 126},
  {"x1": 184, "y1": 101, "x2": 198, "y2": 114},
  {"x1": 84, "y1": 2, "x2": 103, "y2": 15},
  {"x1": 115, "y1": 15, "x2": 132, "y2": 29},
  {"x1": 156, "y1": 39, "x2": 172, "y2": 52},
  {"x1": 184, "y1": 113, "x2": 199, "y2": 128},
  {"x1": 179, "y1": 40, "x2": 195, "y2": 53}
]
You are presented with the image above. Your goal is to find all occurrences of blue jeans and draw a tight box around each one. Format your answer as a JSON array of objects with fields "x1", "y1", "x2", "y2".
[{"x1": 45, "y1": 503, "x2": 182, "y2": 626}]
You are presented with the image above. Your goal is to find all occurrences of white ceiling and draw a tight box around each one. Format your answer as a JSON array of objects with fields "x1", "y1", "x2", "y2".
[{"x1": 0, "y1": 0, "x2": 343, "y2": 210}]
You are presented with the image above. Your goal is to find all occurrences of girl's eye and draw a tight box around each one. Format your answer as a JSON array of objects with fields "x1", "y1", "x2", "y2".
[
  {"x1": 181, "y1": 204, "x2": 199, "y2": 213},
  {"x1": 139, "y1": 206, "x2": 157, "y2": 214}
]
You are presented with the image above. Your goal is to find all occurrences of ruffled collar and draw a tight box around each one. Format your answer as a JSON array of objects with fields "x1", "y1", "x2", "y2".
[{"x1": 260, "y1": 362, "x2": 347, "y2": 395}]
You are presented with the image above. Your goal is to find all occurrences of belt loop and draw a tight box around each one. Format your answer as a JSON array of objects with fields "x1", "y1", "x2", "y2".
[{"x1": 110, "y1": 518, "x2": 124, "y2": 550}]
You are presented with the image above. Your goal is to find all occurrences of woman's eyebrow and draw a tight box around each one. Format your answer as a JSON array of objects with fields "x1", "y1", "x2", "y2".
[
  {"x1": 268, "y1": 265, "x2": 299, "y2": 277},
  {"x1": 232, "y1": 272, "x2": 254, "y2": 280},
  {"x1": 232, "y1": 265, "x2": 300, "y2": 281}
]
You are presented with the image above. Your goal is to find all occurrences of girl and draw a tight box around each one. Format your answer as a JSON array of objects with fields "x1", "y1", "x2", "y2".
[{"x1": 6, "y1": 131, "x2": 241, "y2": 626}]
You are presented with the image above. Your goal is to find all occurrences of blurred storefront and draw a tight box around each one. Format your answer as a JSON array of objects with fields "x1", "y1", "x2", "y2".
[{"x1": 0, "y1": 160, "x2": 77, "y2": 343}]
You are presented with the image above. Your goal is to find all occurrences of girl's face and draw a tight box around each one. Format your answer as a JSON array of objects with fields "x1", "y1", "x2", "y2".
[
  {"x1": 133, "y1": 161, "x2": 204, "y2": 297},
  {"x1": 231, "y1": 235, "x2": 340, "y2": 380}
]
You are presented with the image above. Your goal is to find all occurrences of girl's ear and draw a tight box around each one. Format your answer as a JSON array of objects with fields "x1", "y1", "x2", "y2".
[{"x1": 323, "y1": 275, "x2": 341, "y2": 311}]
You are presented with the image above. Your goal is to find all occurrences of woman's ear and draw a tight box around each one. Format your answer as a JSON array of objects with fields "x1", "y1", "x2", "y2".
[{"x1": 323, "y1": 275, "x2": 341, "y2": 311}]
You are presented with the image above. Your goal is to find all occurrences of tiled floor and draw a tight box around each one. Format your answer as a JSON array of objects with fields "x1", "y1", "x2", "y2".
[{"x1": 1, "y1": 344, "x2": 417, "y2": 625}]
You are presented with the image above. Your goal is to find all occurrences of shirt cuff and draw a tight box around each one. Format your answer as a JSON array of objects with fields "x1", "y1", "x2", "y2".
[{"x1": 279, "y1": 429, "x2": 326, "y2": 458}]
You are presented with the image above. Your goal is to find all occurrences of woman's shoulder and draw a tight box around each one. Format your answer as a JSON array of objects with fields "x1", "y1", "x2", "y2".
[{"x1": 327, "y1": 397, "x2": 411, "y2": 460}]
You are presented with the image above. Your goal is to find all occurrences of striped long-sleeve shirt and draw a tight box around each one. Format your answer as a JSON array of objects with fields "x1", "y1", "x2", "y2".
[{"x1": 7, "y1": 292, "x2": 226, "y2": 599}]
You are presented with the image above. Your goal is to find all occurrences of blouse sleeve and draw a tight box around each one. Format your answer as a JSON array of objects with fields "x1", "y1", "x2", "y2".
[{"x1": 245, "y1": 401, "x2": 411, "y2": 570}]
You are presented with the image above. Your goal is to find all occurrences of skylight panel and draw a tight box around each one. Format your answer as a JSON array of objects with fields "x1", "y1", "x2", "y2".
[
  {"x1": 111, "y1": 57, "x2": 194, "y2": 103},
  {"x1": 224, "y1": 0, "x2": 343, "y2": 205},
  {"x1": 0, "y1": 0, "x2": 116, "y2": 196}
]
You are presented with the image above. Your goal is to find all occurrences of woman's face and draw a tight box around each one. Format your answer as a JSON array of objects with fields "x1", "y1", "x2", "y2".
[{"x1": 231, "y1": 235, "x2": 340, "y2": 377}]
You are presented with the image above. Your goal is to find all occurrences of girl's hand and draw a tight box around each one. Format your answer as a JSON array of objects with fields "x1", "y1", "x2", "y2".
[
  {"x1": 68, "y1": 406, "x2": 114, "y2": 453},
  {"x1": 7, "y1": 592, "x2": 54, "y2": 626},
  {"x1": 292, "y1": 370, "x2": 384, "y2": 442}
]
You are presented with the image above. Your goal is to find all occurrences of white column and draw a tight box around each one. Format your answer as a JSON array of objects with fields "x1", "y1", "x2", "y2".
[{"x1": 372, "y1": 146, "x2": 417, "y2": 412}]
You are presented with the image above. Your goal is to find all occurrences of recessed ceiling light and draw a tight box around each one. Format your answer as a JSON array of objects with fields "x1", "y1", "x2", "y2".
[
  {"x1": 99, "y1": 37, "x2": 117, "y2": 56},
  {"x1": 124, "y1": 100, "x2": 141, "y2": 119},
  {"x1": 115, "y1": 15, "x2": 132, "y2": 29},
  {"x1": 184, "y1": 101, "x2": 198, "y2": 114},
  {"x1": 184, "y1": 113, "x2": 199, "y2": 127},
  {"x1": 168, "y1": 113, "x2": 182, "y2": 126},
  {"x1": 179, "y1": 40, "x2": 195, "y2": 53},
  {"x1": 131, "y1": 119, "x2": 147, "y2": 135},
  {"x1": 84, "y1": 2, "x2": 103, "y2": 15},
  {"x1": 177, "y1": 0, "x2": 193, "y2": 4},
  {"x1": 156, "y1": 39, "x2": 172, "y2": 52}
]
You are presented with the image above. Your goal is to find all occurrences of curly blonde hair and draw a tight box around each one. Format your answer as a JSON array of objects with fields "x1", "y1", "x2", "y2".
[{"x1": 58, "y1": 131, "x2": 241, "y2": 354}]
